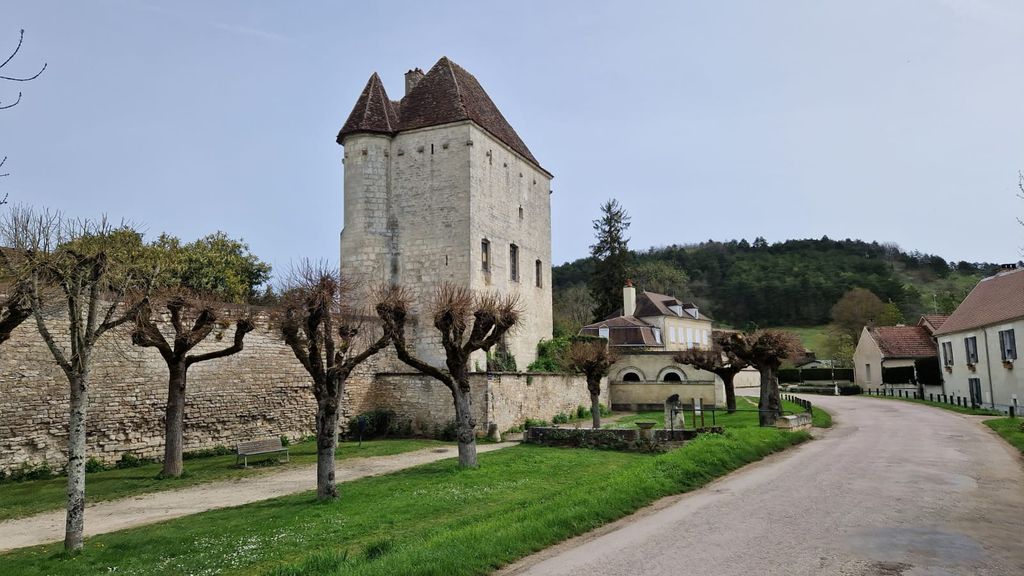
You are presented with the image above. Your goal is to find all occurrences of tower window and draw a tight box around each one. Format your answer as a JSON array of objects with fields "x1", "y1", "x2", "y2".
[
  {"x1": 535, "y1": 259, "x2": 542, "y2": 288},
  {"x1": 481, "y1": 239, "x2": 490, "y2": 272},
  {"x1": 519, "y1": 206, "x2": 524, "y2": 219},
  {"x1": 510, "y1": 244, "x2": 519, "y2": 282}
]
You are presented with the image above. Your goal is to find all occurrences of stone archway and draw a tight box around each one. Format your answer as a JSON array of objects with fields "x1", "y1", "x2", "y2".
[
  {"x1": 657, "y1": 366, "x2": 688, "y2": 382},
  {"x1": 618, "y1": 367, "x2": 645, "y2": 382}
]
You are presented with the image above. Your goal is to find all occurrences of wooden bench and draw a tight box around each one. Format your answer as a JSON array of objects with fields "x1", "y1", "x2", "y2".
[{"x1": 236, "y1": 437, "x2": 289, "y2": 467}]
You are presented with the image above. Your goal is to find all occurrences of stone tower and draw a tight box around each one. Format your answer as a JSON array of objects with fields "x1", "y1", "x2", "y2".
[{"x1": 337, "y1": 57, "x2": 553, "y2": 368}]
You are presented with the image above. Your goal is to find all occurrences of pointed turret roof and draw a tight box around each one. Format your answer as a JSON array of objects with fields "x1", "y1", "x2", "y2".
[
  {"x1": 337, "y1": 73, "x2": 399, "y2": 140},
  {"x1": 337, "y1": 58, "x2": 542, "y2": 170}
]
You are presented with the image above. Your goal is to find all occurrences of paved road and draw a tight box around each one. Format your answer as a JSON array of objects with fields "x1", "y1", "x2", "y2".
[
  {"x1": 499, "y1": 395, "x2": 1024, "y2": 576},
  {"x1": 0, "y1": 441, "x2": 515, "y2": 552}
]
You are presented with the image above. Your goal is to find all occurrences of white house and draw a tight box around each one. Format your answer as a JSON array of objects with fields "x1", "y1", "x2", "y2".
[{"x1": 933, "y1": 265, "x2": 1024, "y2": 413}]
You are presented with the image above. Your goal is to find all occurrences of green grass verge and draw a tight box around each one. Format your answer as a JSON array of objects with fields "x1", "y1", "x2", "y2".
[
  {"x1": 863, "y1": 393, "x2": 1003, "y2": 416},
  {"x1": 983, "y1": 418, "x2": 1024, "y2": 455},
  {"x1": 0, "y1": 439, "x2": 448, "y2": 522},
  {"x1": 605, "y1": 396, "x2": 832, "y2": 429},
  {"x1": 769, "y1": 325, "x2": 830, "y2": 355},
  {"x1": 0, "y1": 428, "x2": 809, "y2": 575}
]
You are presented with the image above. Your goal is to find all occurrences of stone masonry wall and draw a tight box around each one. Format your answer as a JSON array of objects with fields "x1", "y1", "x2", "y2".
[
  {"x1": 0, "y1": 305, "x2": 594, "y2": 472},
  {"x1": 0, "y1": 308, "x2": 323, "y2": 473},
  {"x1": 365, "y1": 372, "x2": 607, "y2": 435}
]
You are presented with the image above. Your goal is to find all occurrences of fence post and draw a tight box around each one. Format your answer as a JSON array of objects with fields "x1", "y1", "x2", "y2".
[{"x1": 929, "y1": 393, "x2": 933, "y2": 402}]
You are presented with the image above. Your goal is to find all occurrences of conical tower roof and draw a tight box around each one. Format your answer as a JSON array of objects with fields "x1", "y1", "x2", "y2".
[
  {"x1": 336, "y1": 72, "x2": 399, "y2": 142},
  {"x1": 337, "y1": 58, "x2": 542, "y2": 170}
]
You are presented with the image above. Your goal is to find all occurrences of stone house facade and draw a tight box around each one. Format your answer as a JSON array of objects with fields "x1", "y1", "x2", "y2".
[{"x1": 853, "y1": 315, "x2": 945, "y2": 393}]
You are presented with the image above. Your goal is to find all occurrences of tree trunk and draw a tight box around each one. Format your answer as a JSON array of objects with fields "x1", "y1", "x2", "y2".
[
  {"x1": 315, "y1": 400, "x2": 339, "y2": 500},
  {"x1": 722, "y1": 372, "x2": 737, "y2": 414},
  {"x1": 161, "y1": 362, "x2": 187, "y2": 478},
  {"x1": 452, "y1": 386, "x2": 478, "y2": 468},
  {"x1": 589, "y1": 378, "x2": 602, "y2": 429},
  {"x1": 758, "y1": 367, "x2": 776, "y2": 427},
  {"x1": 64, "y1": 372, "x2": 88, "y2": 552}
]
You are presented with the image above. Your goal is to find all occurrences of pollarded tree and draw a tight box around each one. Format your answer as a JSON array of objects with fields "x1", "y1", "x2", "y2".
[
  {"x1": 279, "y1": 263, "x2": 390, "y2": 500},
  {"x1": 131, "y1": 293, "x2": 255, "y2": 478},
  {"x1": 0, "y1": 279, "x2": 30, "y2": 347},
  {"x1": 674, "y1": 331, "x2": 749, "y2": 414},
  {"x1": 0, "y1": 206, "x2": 155, "y2": 552},
  {"x1": 563, "y1": 336, "x2": 616, "y2": 428},
  {"x1": 719, "y1": 329, "x2": 802, "y2": 427},
  {"x1": 376, "y1": 282, "x2": 521, "y2": 468}
]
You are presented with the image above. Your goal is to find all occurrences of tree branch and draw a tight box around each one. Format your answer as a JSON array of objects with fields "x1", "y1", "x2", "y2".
[{"x1": 187, "y1": 319, "x2": 255, "y2": 365}]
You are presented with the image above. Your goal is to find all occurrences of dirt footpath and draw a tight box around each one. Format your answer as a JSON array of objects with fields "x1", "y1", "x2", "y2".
[
  {"x1": 0, "y1": 441, "x2": 516, "y2": 552},
  {"x1": 499, "y1": 395, "x2": 1024, "y2": 576}
]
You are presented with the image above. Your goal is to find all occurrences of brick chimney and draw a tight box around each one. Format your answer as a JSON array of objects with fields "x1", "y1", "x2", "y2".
[
  {"x1": 405, "y1": 68, "x2": 424, "y2": 95},
  {"x1": 623, "y1": 280, "x2": 636, "y2": 317}
]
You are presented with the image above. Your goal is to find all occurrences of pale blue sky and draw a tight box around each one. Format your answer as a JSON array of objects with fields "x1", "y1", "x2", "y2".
[{"x1": 4, "y1": 1, "x2": 1023, "y2": 277}]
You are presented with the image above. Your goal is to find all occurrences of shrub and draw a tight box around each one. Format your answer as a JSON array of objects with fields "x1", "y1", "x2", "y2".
[
  {"x1": 575, "y1": 405, "x2": 589, "y2": 419},
  {"x1": 85, "y1": 457, "x2": 107, "y2": 473},
  {"x1": 486, "y1": 340, "x2": 518, "y2": 372},
  {"x1": 552, "y1": 412, "x2": 571, "y2": 424},
  {"x1": 0, "y1": 461, "x2": 55, "y2": 483},
  {"x1": 778, "y1": 368, "x2": 801, "y2": 383},
  {"x1": 279, "y1": 435, "x2": 291, "y2": 447},
  {"x1": 599, "y1": 403, "x2": 612, "y2": 416},
  {"x1": 435, "y1": 420, "x2": 459, "y2": 441},
  {"x1": 183, "y1": 445, "x2": 233, "y2": 460},
  {"x1": 527, "y1": 335, "x2": 572, "y2": 372},
  {"x1": 115, "y1": 453, "x2": 152, "y2": 469},
  {"x1": 524, "y1": 418, "x2": 549, "y2": 429},
  {"x1": 347, "y1": 410, "x2": 410, "y2": 439},
  {"x1": 838, "y1": 384, "x2": 863, "y2": 396}
]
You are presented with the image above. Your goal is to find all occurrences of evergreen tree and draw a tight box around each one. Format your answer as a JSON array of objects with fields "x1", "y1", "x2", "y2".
[{"x1": 589, "y1": 199, "x2": 632, "y2": 318}]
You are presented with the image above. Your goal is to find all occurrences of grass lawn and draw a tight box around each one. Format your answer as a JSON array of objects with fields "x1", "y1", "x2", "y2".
[
  {"x1": 605, "y1": 396, "x2": 832, "y2": 430},
  {"x1": 863, "y1": 393, "x2": 1003, "y2": 416},
  {"x1": 0, "y1": 428, "x2": 809, "y2": 576},
  {"x1": 770, "y1": 325, "x2": 830, "y2": 354},
  {"x1": 0, "y1": 438, "x2": 448, "y2": 522},
  {"x1": 983, "y1": 418, "x2": 1024, "y2": 455}
]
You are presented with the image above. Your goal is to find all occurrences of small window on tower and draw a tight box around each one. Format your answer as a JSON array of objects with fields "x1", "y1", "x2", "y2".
[
  {"x1": 510, "y1": 244, "x2": 519, "y2": 282},
  {"x1": 481, "y1": 239, "x2": 490, "y2": 272},
  {"x1": 519, "y1": 206, "x2": 524, "y2": 219},
  {"x1": 535, "y1": 259, "x2": 542, "y2": 287}
]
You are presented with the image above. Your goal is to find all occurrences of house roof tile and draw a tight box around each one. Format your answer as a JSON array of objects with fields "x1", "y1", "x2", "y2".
[
  {"x1": 934, "y1": 268, "x2": 1024, "y2": 335},
  {"x1": 337, "y1": 57, "x2": 542, "y2": 170},
  {"x1": 869, "y1": 325, "x2": 937, "y2": 358}
]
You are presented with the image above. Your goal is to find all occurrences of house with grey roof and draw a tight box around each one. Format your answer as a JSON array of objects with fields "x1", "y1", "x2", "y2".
[
  {"x1": 933, "y1": 265, "x2": 1024, "y2": 413},
  {"x1": 579, "y1": 283, "x2": 724, "y2": 410}
]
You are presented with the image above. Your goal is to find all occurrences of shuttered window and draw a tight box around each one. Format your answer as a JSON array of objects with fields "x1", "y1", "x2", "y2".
[
  {"x1": 999, "y1": 329, "x2": 1017, "y2": 361},
  {"x1": 964, "y1": 336, "x2": 979, "y2": 364},
  {"x1": 942, "y1": 341, "x2": 954, "y2": 366}
]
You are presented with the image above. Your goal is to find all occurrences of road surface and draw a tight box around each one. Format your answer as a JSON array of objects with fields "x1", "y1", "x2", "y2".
[{"x1": 499, "y1": 394, "x2": 1024, "y2": 576}]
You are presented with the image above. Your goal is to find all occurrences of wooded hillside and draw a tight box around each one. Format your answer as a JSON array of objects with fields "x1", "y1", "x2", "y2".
[{"x1": 553, "y1": 237, "x2": 1001, "y2": 330}]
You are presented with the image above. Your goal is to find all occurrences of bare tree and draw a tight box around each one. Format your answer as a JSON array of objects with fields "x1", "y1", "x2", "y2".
[
  {"x1": 2, "y1": 29, "x2": 47, "y2": 195},
  {"x1": 0, "y1": 206, "x2": 154, "y2": 552},
  {"x1": 131, "y1": 293, "x2": 255, "y2": 478},
  {"x1": 376, "y1": 282, "x2": 521, "y2": 468},
  {"x1": 719, "y1": 329, "x2": 802, "y2": 426},
  {"x1": 563, "y1": 336, "x2": 616, "y2": 428},
  {"x1": 674, "y1": 331, "x2": 749, "y2": 414},
  {"x1": 279, "y1": 263, "x2": 390, "y2": 500}
]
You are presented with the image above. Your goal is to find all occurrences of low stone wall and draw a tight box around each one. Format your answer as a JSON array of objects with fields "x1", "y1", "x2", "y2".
[
  {"x1": 609, "y1": 381, "x2": 718, "y2": 411},
  {"x1": 365, "y1": 372, "x2": 604, "y2": 435},
  {"x1": 775, "y1": 413, "x2": 812, "y2": 431},
  {"x1": 524, "y1": 426, "x2": 720, "y2": 450},
  {"x1": 0, "y1": 302, "x2": 598, "y2": 472}
]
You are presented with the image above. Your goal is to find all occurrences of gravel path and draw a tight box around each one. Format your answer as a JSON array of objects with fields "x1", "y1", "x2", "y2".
[
  {"x1": 0, "y1": 441, "x2": 516, "y2": 552},
  {"x1": 499, "y1": 395, "x2": 1024, "y2": 576}
]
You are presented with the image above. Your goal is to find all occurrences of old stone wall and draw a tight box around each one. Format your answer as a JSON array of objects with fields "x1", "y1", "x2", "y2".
[
  {"x1": 0, "y1": 308, "x2": 324, "y2": 472},
  {"x1": 363, "y1": 371, "x2": 604, "y2": 435},
  {"x1": 0, "y1": 304, "x2": 596, "y2": 472}
]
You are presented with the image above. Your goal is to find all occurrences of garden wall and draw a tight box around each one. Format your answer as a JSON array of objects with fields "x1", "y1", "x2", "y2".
[
  {"x1": 366, "y1": 372, "x2": 603, "y2": 435},
  {"x1": 0, "y1": 305, "x2": 594, "y2": 472}
]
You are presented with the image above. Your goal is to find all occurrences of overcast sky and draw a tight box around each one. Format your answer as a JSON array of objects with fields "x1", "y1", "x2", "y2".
[{"x1": 4, "y1": 1, "x2": 1023, "y2": 277}]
